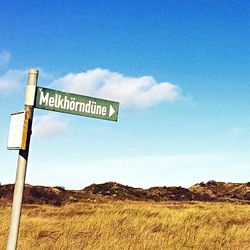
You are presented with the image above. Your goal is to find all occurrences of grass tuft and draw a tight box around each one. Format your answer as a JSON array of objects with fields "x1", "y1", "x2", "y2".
[{"x1": 1, "y1": 201, "x2": 250, "y2": 249}]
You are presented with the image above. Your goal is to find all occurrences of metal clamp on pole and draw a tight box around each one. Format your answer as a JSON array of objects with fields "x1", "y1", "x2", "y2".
[{"x1": 7, "y1": 69, "x2": 39, "y2": 250}]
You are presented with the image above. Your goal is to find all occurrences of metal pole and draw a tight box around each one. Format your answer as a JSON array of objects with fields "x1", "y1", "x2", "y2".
[{"x1": 7, "y1": 69, "x2": 39, "y2": 250}]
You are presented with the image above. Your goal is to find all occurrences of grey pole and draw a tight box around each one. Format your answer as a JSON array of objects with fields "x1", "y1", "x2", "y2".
[{"x1": 7, "y1": 69, "x2": 39, "y2": 250}]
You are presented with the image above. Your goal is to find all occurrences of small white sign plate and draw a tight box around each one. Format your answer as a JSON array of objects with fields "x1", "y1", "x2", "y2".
[{"x1": 7, "y1": 111, "x2": 25, "y2": 150}]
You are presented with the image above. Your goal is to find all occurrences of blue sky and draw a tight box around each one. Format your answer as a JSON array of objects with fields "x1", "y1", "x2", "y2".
[{"x1": 0, "y1": 1, "x2": 249, "y2": 188}]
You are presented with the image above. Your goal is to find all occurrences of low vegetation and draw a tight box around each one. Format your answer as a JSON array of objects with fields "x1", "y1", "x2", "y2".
[
  {"x1": 2, "y1": 181, "x2": 250, "y2": 205},
  {"x1": 1, "y1": 201, "x2": 250, "y2": 249}
]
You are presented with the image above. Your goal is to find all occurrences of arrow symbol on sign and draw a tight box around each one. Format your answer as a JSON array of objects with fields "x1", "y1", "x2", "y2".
[{"x1": 109, "y1": 105, "x2": 116, "y2": 117}]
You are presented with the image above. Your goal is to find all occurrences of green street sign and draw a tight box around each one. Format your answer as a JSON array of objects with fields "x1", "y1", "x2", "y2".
[{"x1": 35, "y1": 86, "x2": 119, "y2": 121}]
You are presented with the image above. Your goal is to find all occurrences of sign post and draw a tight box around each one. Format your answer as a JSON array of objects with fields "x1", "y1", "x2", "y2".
[
  {"x1": 6, "y1": 70, "x2": 119, "y2": 249},
  {"x1": 7, "y1": 69, "x2": 39, "y2": 250},
  {"x1": 35, "y1": 87, "x2": 119, "y2": 121}
]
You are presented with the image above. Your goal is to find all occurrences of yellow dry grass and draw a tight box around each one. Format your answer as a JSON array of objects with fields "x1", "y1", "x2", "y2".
[{"x1": 1, "y1": 201, "x2": 250, "y2": 249}]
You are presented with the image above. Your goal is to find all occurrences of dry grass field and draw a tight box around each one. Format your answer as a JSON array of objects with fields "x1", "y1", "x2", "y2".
[{"x1": 1, "y1": 201, "x2": 250, "y2": 249}]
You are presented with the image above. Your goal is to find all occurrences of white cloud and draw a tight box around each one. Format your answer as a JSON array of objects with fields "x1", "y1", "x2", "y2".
[
  {"x1": 0, "y1": 69, "x2": 26, "y2": 92},
  {"x1": 0, "y1": 51, "x2": 11, "y2": 66},
  {"x1": 51, "y1": 68, "x2": 182, "y2": 108},
  {"x1": 33, "y1": 113, "x2": 67, "y2": 138},
  {"x1": 0, "y1": 68, "x2": 53, "y2": 94}
]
